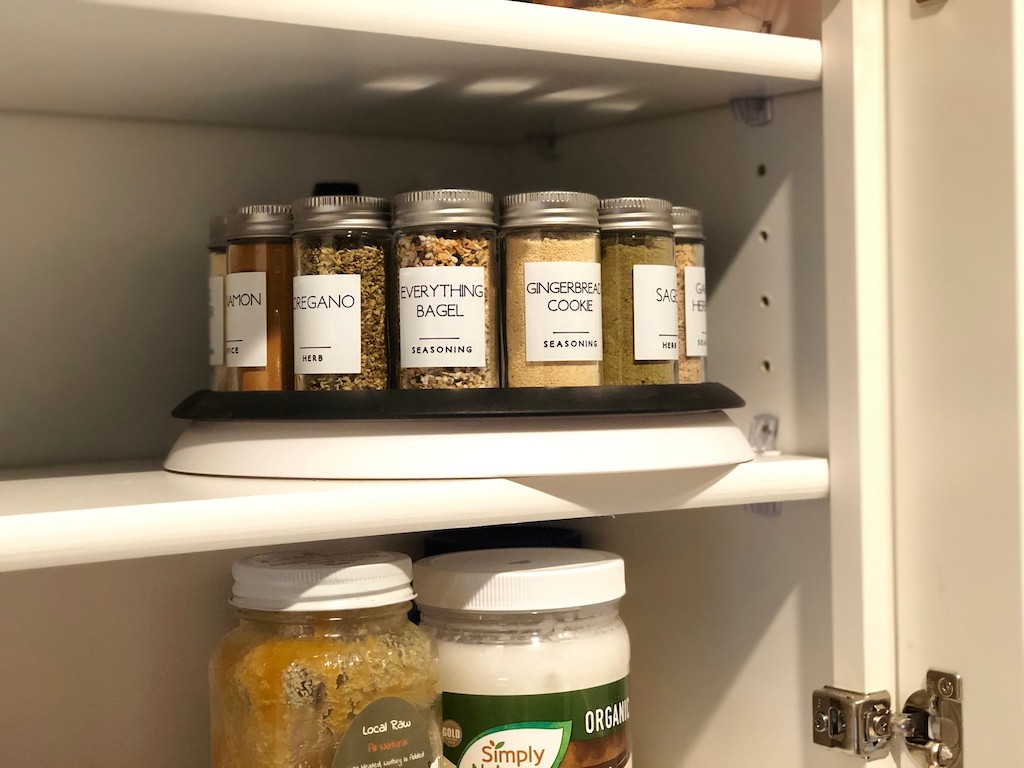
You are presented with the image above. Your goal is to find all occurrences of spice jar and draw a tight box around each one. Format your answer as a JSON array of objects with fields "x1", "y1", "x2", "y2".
[
  {"x1": 292, "y1": 196, "x2": 390, "y2": 391},
  {"x1": 226, "y1": 205, "x2": 294, "y2": 391},
  {"x1": 672, "y1": 206, "x2": 707, "y2": 384},
  {"x1": 210, "y1": 551, "x2": 441, "y2": 768},
  {"x1": 501, "y1": 191, "x2": 602, "y2": 388},
  {"x1": 414, "y1": 548, "x2": 631, "y2": 768},
  {"x1": 208, "y1": 214, "x2": 230, "y2": 391},
  {"x1": 598, "y1": 197, "x2": 678, "y2": 385},
  {"x1": 391, "y1": 189, "x2": 499, "y2": 389}
]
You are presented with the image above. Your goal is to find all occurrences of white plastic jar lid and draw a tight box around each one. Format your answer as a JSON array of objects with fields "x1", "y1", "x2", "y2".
[
  {"x1": 412, "y1": 547, "x2": 625, "y2": 612},
  {"x1": 231, "y1": 551, "x2": 415, "y2": 612}
]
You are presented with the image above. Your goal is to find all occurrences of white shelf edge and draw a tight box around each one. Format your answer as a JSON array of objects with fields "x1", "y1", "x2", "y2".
[
  {"x1": 92, "y1": 0, "x2": 823, "y2": 80},
  {"x1": 0, "y1": 454, "x2": 828, "y2": 572}
]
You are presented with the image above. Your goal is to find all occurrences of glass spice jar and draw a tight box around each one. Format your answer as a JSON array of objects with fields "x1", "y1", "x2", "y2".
[
  {"x1": 292, "y1": 196, "x2": 390, "y2": 391},
  {"x1": 391, "y1": 189, "x2": 499, "y2": 389},
  {"x1": 208, "y1": 214, "x2": 230, "y2": 391},
  {"x1": 210, "y1": 551, "x2": 442, "y2": 768},
  {"x1": 672, "y1": 206, "x2": 707, "y2": 384},
  {"x1": 501, "y1": 191, "x2": 602, "y2": 388},
  {"x1": 225, "y1": 204, "x2": 294, "y2": 391},
  {"x1": 414, "y1": 548, "x2": 632, "y2": 768},
  {"x1": 598, "y1": 197, "x2": 679, "y2": 385}
]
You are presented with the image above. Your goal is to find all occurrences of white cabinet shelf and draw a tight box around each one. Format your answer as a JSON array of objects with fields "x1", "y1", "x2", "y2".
[
  {"x1": 2, "y1": 0, "x2": 821, "y2": 141},
  {"x1": 0, "y1": 454, "x2": 827, "y2": 572}
]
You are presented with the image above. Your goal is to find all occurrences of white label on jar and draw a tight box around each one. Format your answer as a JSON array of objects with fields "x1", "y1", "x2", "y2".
[
  {"x1": 224, "y1": 271, "x2": 267, "y2": 367},
  {"x1": 524, "y1": 261, "x2": 602, "y2": 362},
  {"x1": 631, "y1": 264, "x2": 679, "y2": 361},
  {"x1": 399, "y1": 266, "x2": 486, "y2": 368},
  {"x1": 293, "y1": 274, "x2": 361, "y2": 374},
  {"x1": 208, "y1": 275, "x2": 224, "y2": 366},
  {"x1": 684, "y1": 266, "x2": 707, "y2": 357}
]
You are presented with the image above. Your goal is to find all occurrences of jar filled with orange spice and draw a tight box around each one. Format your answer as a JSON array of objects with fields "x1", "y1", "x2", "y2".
[{"x1": 225, "y1": 205, "x2": 294, "y2": 390}]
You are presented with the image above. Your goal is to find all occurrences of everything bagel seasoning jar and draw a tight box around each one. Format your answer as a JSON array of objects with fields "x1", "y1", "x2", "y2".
[{"x1": 413, "y1": 548, "x2": 631, "y2": 768}]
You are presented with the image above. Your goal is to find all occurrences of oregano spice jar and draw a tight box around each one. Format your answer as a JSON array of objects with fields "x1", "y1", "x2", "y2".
[
  {"x1": 208, "y1": 214, "x2": 230, "y2": 391},
  {"x1": 414, "y1": 548, "x2": 632, "y2": 768},
  {"x1": 598, "y1": 197, "x2": 679, "y2": 385},
  {"x1": 672, "y1": 206, "x2": 707, "y2": 383},
  {"x1": 225, "y1": 205, "x2": 294, "y2": 391},
  {"x1": 210, "y1": 551, "x2": 441, "y2": 768},
  {"x1": 501, "y1": 191, "x2": 602, "y2": 387},
  {"x1": 391, "y1": 190, "x2": 499, "y2": 389},
  {"x1": 292, "y1": 196, "x2": 390, "y2": 391}
]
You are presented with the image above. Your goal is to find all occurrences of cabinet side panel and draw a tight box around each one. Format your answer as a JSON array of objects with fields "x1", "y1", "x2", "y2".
[{"x1": 0, "y1": 112, "x2": 509, "y2": 468}]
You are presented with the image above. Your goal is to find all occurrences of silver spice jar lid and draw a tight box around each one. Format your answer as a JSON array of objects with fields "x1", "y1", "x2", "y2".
[
  {"x1": 598, "y1": 197, "x2": 673, "y2": 232},
  {"x1": 501, "y1": 191, "x2": 599, "y2": 228},
  {"x1": 291, "y1": 195, "x2": 391, "y2": 233},
  {"x1": 227, "y1": 204, "x2": 293, "y2": 241},
  {"x1": 208, "y1": 215, "x2": 229, "y2": 251},
  {"x1": 393, "y1": 189, "x2": 495, "y2": 229},
  {"x1": 671, "y1": 206, "x2": 704, "y2": 240}
]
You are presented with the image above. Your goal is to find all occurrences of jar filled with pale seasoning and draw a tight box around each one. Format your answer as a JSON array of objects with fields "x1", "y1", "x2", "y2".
[
  {"x1": 599, "y1": 197, "x2": 678, "y2": 385},
  {"x1": 225, "y1": 205, "x2": 294, "y2": 391},
  {"x1": 292, "y1": 196, "x2": 390, "y2": 391},
  {"x1": 210, "y1": 551, "x2": 441, "y2": 768},
  {"x1": 208, "y1": 214, "x2": 230, "y2": 391},
  {"x1": 501, "y1": 191, "x2": 602, "y2": 387},
  {"x1": 414, "y1": 548, "x2": 631, "y2": 768},
  {"x1": 391, "y1": 189, "x2": 499, "y2": 389},
  {"x1": 672, "y1": 206, "x2": 707, "y2": 383}
]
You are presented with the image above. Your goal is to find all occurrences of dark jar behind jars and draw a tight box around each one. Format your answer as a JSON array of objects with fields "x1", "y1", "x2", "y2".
[
  {"x1": 500, "y1": 191, "x2": 602, "y2": 388},
  {"x1": 292, "y1": 196, "x2": 390, "y2": 391},
  {"x1": 209, "y1": 551, "x2": 442, "y2": 768},
  {"x1": 208, "y1": 214, "x2": 230, "y2": 391},
  {"x1": 391, "y1": 189, "x2": 499, "y2": 389},
  {"x1": 598, "y1": 197, "x2": 679, "y2": 385},
  {"x1": 225, "y1": 205, "x2": 294, "y2": 391},
  {"x1": 672, "y1": 206, "x2": 707, "y2": 383}
]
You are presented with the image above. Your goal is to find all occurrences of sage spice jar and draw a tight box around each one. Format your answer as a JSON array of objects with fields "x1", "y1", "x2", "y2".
[
  {"x1": 292, "y1": 196, "x2": 390, "y2": 391},
  {"x1": 208, "y1": 214, "x2": 230, "y2": 391},
  {"x1": 210, "y1": 551, "x2": 441, "y2": 768},
  {"x1": 501, "y1": 191, "x2": 602, "y2": 387},
  {"x1": 598, "y1": 197, "x2": 678, "y2": 385},
  {"x1": 226, "y1": 205, "x2": 294, "y2": 391},
  {"x1": 391, "y1": 189, "x2": 499, "y2": 389},
  {"x1": 672, "y1": 206, "x2": 707, "y2": 383}
]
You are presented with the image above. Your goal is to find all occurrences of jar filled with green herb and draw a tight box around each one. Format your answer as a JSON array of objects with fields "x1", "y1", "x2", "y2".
[
  {"x1": 391, "y1": 189, "x2": 499, "y2": 389},
  {"x1": 292, "y1": 196, "x2": 390, "y2": 391},
  {"x1": 672, "y1": 206, "x2": 706, "y2": 384},
  {"x1": 598, "y1": 197, "x2": 678, "y2": 385}
]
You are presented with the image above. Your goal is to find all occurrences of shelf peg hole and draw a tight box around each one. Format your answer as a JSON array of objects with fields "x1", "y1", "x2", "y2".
[
  {"x1": 759, "y1": 294, "x2": 771, "y2": 309},
  {"x1": 758, "y1": 229, "x2": 770, "y2": 243},
  {"x1": 760, "y1": 359, "x2": 772, "y2": 373},
  {"x1": 757, "y1": 163, "x2": 767, "y2": 176}
]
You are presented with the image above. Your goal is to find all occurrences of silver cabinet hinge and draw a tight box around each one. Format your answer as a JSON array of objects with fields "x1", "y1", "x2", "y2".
[{"x1": 812, "y1": 670, "x2": 963, "y2": 766}]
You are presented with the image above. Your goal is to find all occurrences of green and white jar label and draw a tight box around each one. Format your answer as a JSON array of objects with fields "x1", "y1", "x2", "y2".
[{"x1": 441, "y1": 678, "x2": 630, "y2": 768}]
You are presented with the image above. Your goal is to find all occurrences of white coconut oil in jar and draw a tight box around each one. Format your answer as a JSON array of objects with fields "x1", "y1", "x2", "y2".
[{"x1": 413, "y1": 548, "x2": 631, "y2": 768}]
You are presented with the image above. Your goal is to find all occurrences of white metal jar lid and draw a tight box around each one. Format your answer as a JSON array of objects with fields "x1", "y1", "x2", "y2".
[
  {"x1": 231, "y1": 551, "x2": 415, "y2": 612},
  {"x1": 412, "y1": 547, "x2": 625, "y2": 612}
]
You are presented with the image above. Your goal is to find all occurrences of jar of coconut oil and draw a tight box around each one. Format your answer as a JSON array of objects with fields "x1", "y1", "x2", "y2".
[{"x1": 413, "y1": 548, "x2": 631, "y2": 768}]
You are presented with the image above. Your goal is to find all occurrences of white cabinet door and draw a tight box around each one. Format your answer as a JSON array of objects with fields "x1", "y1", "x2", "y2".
[{"x1": 826, "y1": 0, "x2": 1024, "y2": 765}]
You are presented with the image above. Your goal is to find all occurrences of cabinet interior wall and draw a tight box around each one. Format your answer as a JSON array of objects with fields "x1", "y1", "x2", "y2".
[{"x1": 0, "y1": 88, "x2": 830, "y2": 768}]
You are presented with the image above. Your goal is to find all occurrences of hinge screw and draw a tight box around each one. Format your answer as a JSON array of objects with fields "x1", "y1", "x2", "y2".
[
  {"x1": 937, "y1": 677, "x2": 955, "y2": 698},
  {"x1": 869, "y1": 712, "x2": 890, "y2": 737},
  {"x1": 930, "y1": 743, "x2": 954, "y2": 767},
  {"x1": 813, "y1": 712, "x2": 829, "y2": 733}
]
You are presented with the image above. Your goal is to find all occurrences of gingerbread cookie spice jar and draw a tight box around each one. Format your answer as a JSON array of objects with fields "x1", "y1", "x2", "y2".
[
  {"x1": 672, "y1": 206, "x2": 707, "y2": 383},
  {"x1": 501, "y1": 192, "x2": 602, "y2": 387},
  {"x1": 208, "y1": 214, "x2": 230, "y2": 391},
  {"x1": 391, "y1": 189, "x2": 499, "y2": 389},
  {"x1": 225, "y1": 204, "x2": 294, "y2": 391},
  {"x1": 292, "y1": 196, "x2": 390, "y2": 391},
  {"x1": 414, "y1": 548, "x2": 631, "y2": 768},
  {"x1": 598, "y1": 197, "x2": 678, "y2": 385},
  {"x1": 209, "y1": 551, "x2": 441, "y2": 768}
]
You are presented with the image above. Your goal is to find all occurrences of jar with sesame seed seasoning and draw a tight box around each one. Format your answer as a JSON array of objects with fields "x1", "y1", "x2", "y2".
[{"x1": 391, "y1": 189, "x2": 500, "y2": 389}]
